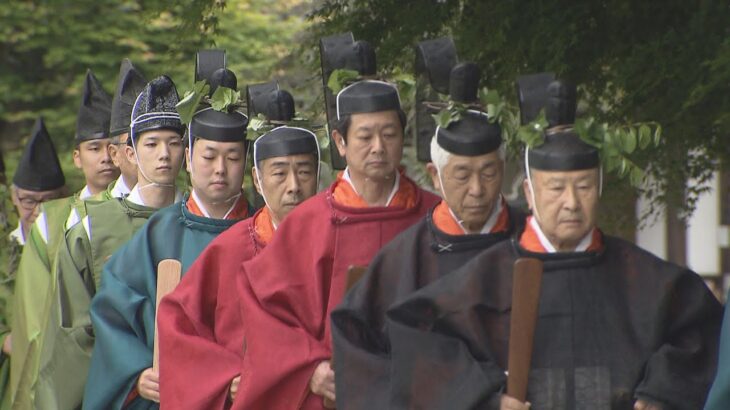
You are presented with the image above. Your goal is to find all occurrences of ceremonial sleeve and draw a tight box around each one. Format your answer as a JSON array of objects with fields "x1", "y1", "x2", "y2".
[
  {"x1": 34, "y1": 222, "x2": 95, "y2": 409},
  {"x1": 634, "y1": 270, "x2": 722, "y2": 409},
  {"x1": 384, "y1": 260, "x2": 508, "y2": 410},
  {"x1": 158, "y1": 240, "x2": 247, "y2": 410},
  {"x1": 9, "y1": 221, "x2": 53, "y2": 407},
  {"x1": 83, "y1": 235, "x2": 158, "y2": 410}
]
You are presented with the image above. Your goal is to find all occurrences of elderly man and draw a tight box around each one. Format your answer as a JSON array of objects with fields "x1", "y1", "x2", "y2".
[
  {"x1": 383, "y1": 80, "x2": 722, "y2": 410},
  {"x1": 331, "y1": 100, "x2": 525, "y2": 408},
  {"x1": 158, "y1": 121, "x2": 321, "y2": 409},
  {"x1": 231, "y1": 79, "x2": 439, "y2": 409}
]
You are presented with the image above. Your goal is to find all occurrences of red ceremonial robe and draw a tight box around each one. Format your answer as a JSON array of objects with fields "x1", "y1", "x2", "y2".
[
  {"x1": 233, "y1": 173, "x2": 439, "y2": 410},
  {"x1": 157, "y1": 207, "x2": 273, "y2": 409}
]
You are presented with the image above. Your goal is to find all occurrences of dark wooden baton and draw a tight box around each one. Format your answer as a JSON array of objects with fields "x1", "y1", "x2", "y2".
[{"x1": 506, "y1": 257, "x2": 544, "y2": 402}]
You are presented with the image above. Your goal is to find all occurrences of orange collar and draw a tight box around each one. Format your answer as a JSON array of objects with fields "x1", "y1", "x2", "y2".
[
  {"x1": 253, "y1": 207, "x2": 275, "y2": 245},
  {"x1": 520, "y1": 216, "x2": 602, "y2": 253},
  {"x1": 332, "y1": 168, "x2": 418, "y2": 209},
  {"x1": 432, "y1": 199, "x2": 510, "y2": 236},
  {"x1": 186, "y1": 193, "x2": 250, "y2": 220}
]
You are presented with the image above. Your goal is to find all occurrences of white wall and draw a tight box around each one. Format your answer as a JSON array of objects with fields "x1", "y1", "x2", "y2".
[{"x1": 686, "y1": 172, "x2": 721, "y2": 277}]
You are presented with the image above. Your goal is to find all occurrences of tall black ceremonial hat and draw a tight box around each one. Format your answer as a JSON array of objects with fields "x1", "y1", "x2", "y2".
[
  {"x1": 336, "y1": 80, "x2": 401, "y2": 118},
  {"x1": 110, "y1": 59, "x2": 147, "y2": 137},
  {"x1": 195, "y1": 49, "x2": 226, "y2": 84},
  {"x1": 449, "y1": 62, "x2": 480, "y2": 103},
  {"x1": 130, "y1": 75, "x2": 184, "y2": 141},
  {"x1": 254, "y1": 126, "x2": 319, "y2": 164},
  {"x1": 516, "y1": 72, "x2": 556, "y2": 125},
  {"x1": 320, "y1": 32, "x2": 377, "y2": 169},
  {"x1": 14, "y1": 117, "x2": 65, "y2": 191},
  {"x1": 75, "y1": 69, "x2": 112, "y2": 144},
  {"x1": 246, "y1": 81, "x2": 296, "y2": 122},
  {"x1": 526, "y1": 80, "x2": 599, "y2": 171},
  {"x1": 415, "y1": 37, "x2": 459, "y2": 162},
  {"x1": 209, "y1": 68, "x2": 238, "y2": 94},
  {"x1": 190, "y1": 108, "x2": 248, "y2": 143},
  {"x1": 436, "y1": 110, "x2": 502, "y2": 156}
]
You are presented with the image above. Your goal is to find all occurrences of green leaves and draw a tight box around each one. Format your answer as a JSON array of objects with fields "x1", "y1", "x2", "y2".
[
  {"x1": 210, "y1": 86, "x2": 241, "y2": 112},
  {"x1": 514, "y1": 110, "x2": 548, "y2": 148},
  {"x1": 176, "y1": 80, "x2": 210, "y2": 125},
  {"x1": 327, "y1": 69, "x2": 360, "y2": 94}
]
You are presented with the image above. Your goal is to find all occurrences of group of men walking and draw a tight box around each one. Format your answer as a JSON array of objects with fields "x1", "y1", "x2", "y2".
[{"x1": 0, "y1": 37, "x2": 728, "y2": 410}]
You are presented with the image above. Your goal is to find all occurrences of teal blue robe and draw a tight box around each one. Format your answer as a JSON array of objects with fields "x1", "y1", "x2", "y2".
[{"x1": 82, "y1": 196, "x2": 252, "y2": 409}]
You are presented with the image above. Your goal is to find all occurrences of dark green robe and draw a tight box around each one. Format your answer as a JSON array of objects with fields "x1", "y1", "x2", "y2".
[{"x1": 83, "y1": 197, "x2": 249, "y2": 410}]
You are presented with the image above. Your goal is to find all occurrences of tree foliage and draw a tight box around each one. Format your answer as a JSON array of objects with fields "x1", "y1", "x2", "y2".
[{"x1": 309, "y1": 0, "x2": 730, "y2": 219}]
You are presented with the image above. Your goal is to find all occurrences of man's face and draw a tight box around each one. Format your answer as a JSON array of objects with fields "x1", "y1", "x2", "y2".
[
  {"x1": 523, "y1": 168, "x2": 600, "y2": 251},
  {"x1": 428, "y1": 151, "x2": 504, "y2": 233},
  {"x1": 109, "y1": 133, "x2": 137, "y2": 186},
  {"x1": 253, "y1": 153, "x2": 318, "y2": 225},
  {"x1": 186, "y1": 138, "x2": 246, "y2": 206},
  {"x1": 126, "y1": 129, "x2": 184, "y2": 186},
  {"x1": 73, "y1": 138, "x2": 120, "y2": 193},
  {"x1": 12, "y1": 185, "x2": 66, "y2": 230},
  {"x1": 334, "y1": 110, "x2": 403, "y2": 182}
]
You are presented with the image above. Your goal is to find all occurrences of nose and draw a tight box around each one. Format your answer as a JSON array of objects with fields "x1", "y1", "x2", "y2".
[
  {"x1": 285, "y1": 169, "x2": 301, "y2": 195},
  {"x1": 213, "y1": 156, "x2": 226, "y2": 176},
  {"x1": 562, "y1": 185, "x2": 580, "y2": 211},
  {"x1": 370, "y1": 135, "x2": 385, "y2": 154},
  {"x1": 159, "y1": 142, "x2": 171, "y2": 160},
  {"x1": 467, "y1": 174, "x2": 485, "y2": 197},
  {"x1": 101, "y1": 145, "x2": 113, "y2": 163}
]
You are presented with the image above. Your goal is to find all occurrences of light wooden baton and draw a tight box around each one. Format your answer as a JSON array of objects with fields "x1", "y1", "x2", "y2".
[
  {"x1": 506, "y1": 257, "x2": 543, "y2": 403},
  {"x1": 153, "y1": 259, "x2": 182, "y2": 373}
]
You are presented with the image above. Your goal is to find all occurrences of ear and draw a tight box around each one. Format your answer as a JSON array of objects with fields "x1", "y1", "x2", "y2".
[
  {"x1": 252, "y1": 165, "x2": 262, "y2": 195},
  {"x1": 108, "y1": 144, "x2": 121, "y2": 167},
  {"x1": 72, "y1": 149, "x2": 82, "y2": 169},
  {"x1": 522, "y1": 178, "x2": 533, "y2": 211},
  {"x1": 125, "y1": 144, "x2": 137, "y2": 167},
  {"x1": 185, "y1": 147, "x2": 192, "y2": 173},
  {"x1": 426, "y1": 162, "x2": 441, "y2": 192},
  {"x1": 332, "y1": 129, "x2": 347, "y2": 157}
]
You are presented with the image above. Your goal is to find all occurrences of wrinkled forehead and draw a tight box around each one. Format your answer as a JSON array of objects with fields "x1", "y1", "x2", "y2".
[
  {"x1": 260, "y1": 153, "x2": 318, "y2": 170},
  {"x1": 529, "y1": 167, "x2": 600, "y2": 185},
  {"x1": 349, "y1": 110, "x2": 402, "y2": 132},
  {"x1": 446, "y1": 150, "x2": 503, "y2": 170}
]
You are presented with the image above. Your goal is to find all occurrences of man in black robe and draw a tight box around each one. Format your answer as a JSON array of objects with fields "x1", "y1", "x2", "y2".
[
  {"x1": 331, "y1": 66, "x2": 525, "y2": 409},
  {"x1": 383, "y1": 79, "x2": 722, "y2": 410}
]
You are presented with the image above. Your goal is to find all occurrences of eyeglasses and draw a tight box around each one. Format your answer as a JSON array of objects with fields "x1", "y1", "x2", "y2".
[{"x1": 16, "y1": 195, "x2": 53, "y2": 210}]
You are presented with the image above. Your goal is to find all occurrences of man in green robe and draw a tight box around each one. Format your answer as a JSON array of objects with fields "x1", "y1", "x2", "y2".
[
  {"x1": 83, "y1": 73, "x2": 254, "y2": 409},
  {"x1": 8, "y1": 69, "x2": 118, "y2": 409},
  {"x1": 33, "y1": 73, "x2": 186, "y2": 409},
  {"x1": 0, "y1": 117, "x2": 67, "y2": 410}
]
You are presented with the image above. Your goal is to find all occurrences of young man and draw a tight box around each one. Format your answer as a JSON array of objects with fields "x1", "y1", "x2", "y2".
[
  {"x1": 7, "y1": 69, "x2": 116, "y2": 408},
  {"x1": 34, "y1": 75, "x2": 186, "y2": 409},
  {"x1": 99, "y1": 58, "x2": 147, "y2": 200},
  {"x1": 331, "y1": 108, "x2": 525, "y2": 409},
  {"x1": 384, "y1": 81, "x2": 722, "y2": 410},
  {"x1": 232, "y1": 80, "x2": 440, "y2": 409},
  {"x1": 158, "y1": 124, "x2": 321, "y2": 409},
  {"x1": 83, "y1": 80, "x2": 253, "y2": 409}
]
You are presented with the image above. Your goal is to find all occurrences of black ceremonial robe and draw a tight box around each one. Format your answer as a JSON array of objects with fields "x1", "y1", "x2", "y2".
[
  {"x1": 384, "y1": 235, "x2": 722, "y2": 410},
  {"x1": 331, "y1": 204, "x2": 524, "y2": 409}
]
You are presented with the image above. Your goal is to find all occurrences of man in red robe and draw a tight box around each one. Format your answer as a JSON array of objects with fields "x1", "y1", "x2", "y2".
[
  {"x1": 157, "y1": 123, "x2": 321, "y2": 409},
  {"x1": 231, "y1": 80, "x2": 439, "y2": 409}
]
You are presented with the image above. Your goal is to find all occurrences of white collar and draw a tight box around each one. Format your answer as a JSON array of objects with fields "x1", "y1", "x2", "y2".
[
  {"x1": 529, "y1": 216, "x2": 595, "y2": 253},
  {"x1": 127, "y1": 185, "x2": 182, "y2": 207},
  {"x1": 447, "y1": 196, "x2": 504, "y2": 235},
  {"x1": 343, "y1": 167, "x2": 401, "y2": 206},
  {"x1": 190, "y1": 190, "x2": 242, "y2": 220},
  {"x1": 9, "y1": 223, "x2": 25, "y2": 245},
  {"x1": 109, "y1": 175, "x2": 132, "y2": 199},
  {"x1": 79, "y1": 185, "x2": 93, "y2": 200}
]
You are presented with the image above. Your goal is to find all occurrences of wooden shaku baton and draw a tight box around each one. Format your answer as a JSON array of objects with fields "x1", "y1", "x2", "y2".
[
  {"x1": 506, "y1": 257, "x2": 544, "y2": 403},
  {"x1": 153, "y1": 259, "x2": 182, "y2": 373}
]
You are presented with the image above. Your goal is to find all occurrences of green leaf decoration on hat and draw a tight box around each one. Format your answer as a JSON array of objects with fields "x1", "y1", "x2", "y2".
[
  {"x1": 176, "y1": 80, "x2": 210, "y2": 125},
  {"x1": 210, "y1": 86, "x2": 241, "y2": 112},
  {"x1": 327, "y1": 69, "x2": 361, "y2": 94}
]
